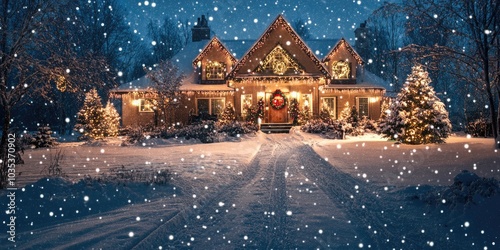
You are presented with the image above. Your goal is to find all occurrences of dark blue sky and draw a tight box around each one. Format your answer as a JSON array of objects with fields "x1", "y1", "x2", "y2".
[{"x1": 124, "y1": 0, "x2": 391, "y2": 42}]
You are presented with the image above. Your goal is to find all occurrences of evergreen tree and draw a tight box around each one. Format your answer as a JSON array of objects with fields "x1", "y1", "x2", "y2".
[
  {"x1": 381, "y1": 65, "x2": 452, "y2": 144},
  {"x1": 300, "y1": 104, "x2": 311, "y2": 124},
  {"x1": 338, "y1": 101, "x2": 351, "y2": 122},
  {"x1": 75, "y1": 89, "x2": 106, "y2": 140},
  {"x1": 289, "y1": 98, "x2": 300, "y2": 125},
  {"x1": 348, "y1": 105, "x2": 359, "y2": 126},
  {"x1": 31, "y1": 126, "x2": 58, "y2": 148},
  {"x1": 256, "y1": 98, "x2": 265, "y2": 120},
  {"x1": 319, "y1": 103, "x2": 332, "y2": 122},
  {"x1": 103, "y1": 101, "x2": 120, "y2": 137},
  {"x1": 379, "y1": 98, "x2": 403, "y2": 139},
  {"x1": 220, "y1": 102, "x2": 236, "y2": 124}
]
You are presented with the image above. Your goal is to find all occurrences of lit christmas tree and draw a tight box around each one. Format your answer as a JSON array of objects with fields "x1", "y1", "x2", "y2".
[
  {"x1": 103, "y1": 101, "x2": 120, "y2": 137},
  {"x1": 289, "y1": 98, "x2": 300, "y2": 125},
  {"x1": 381, "y1": 65, "x2": 452, "y2": 144},
  {"x1": 220, "y1": 102, "x2": 236, "y2": 124},
  {"x1": 76, "y1": 92, "x2": 121, "y2": 139},
  {"x1": 338, "y1": 101, "x2": 351, "y2": 122},
  {"x1": 75, "y1": 89, "x2": 106, "y2": 140},
  {"x1": 256, "y1": 98, "x2": 264, "y2": 120}
]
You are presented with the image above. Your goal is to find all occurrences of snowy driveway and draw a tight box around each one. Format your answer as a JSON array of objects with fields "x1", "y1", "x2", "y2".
[
  {"x1": 9, "y1": 132, "x2": 500, "y2": 249},
  {"x1": 133, "y1": 134, "x2": 385, "y2": 249}
]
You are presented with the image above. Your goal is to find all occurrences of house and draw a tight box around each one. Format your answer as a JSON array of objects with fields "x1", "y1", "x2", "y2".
[{"x1": 111, "y1": 14, "x2": 386, "y2": 127}]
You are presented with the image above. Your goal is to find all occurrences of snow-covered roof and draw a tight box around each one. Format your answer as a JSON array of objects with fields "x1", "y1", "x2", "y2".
[{"x1": 112, "y1": 36, "x2": 381, "y2": 93}]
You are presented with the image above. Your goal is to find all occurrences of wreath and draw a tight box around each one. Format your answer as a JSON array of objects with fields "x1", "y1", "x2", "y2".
[{"x1": 270, "y1": 89, "x2": 287, "y2": 110}]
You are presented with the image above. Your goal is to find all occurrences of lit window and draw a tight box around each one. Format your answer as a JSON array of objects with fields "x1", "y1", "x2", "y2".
[
  {"x1": 332, "y1": 60, "x2": 351, "y2": 79},
  {"x1": 139, "y1": 99, "x2": 154, "y2": 112},
  {"x1": 357, "y1": 97, "x2": 369, "y2": 117},
  {"x1": 241, "y1": 94, "x2": 253, "y2": 114},
  {"x1": 321, "y1": 97, "x2": 336, "y2": 119},
  {"x1": 205, "y1": 61, "x2": 226, "y2": 80}
]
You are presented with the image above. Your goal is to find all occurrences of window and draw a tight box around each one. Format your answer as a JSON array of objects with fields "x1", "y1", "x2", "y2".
[
  {"x1": 332, "y1": 60, "x2": 351, "y2": 79},
  {"x1": 357, "y1": 97, "x2": 369, "y2": 118},
  {"x1": 139, "y1": 99, "x2": 154, "y2": 112},
  {"x1": 241, "y1": 94, "x2": 253, "y2": 114},
  {"x1": 205, "y1": 61, "x2": 226, "y2": 80},
  {"x1": 320, "y1": 97, "x2": 336, "y2": 119},
  {"x1": 197, "y1": 98, "x2": 225, "y2": 115}
]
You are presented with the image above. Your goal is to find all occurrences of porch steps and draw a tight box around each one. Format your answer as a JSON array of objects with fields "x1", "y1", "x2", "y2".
[{"x1": 260, "y1": 123, "x2": 294, "y2": 133}]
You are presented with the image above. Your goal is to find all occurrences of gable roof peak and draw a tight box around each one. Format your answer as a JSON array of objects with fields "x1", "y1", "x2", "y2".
[
  {"x1": 324, "y1": 37, "x2": 364, "y2": 65},
  {"x1": 228, "y1": 14, "x2": 330, "y2": 78},
  {"x1": 192, "y1": 36, "x2": 237, "y2": 68}
]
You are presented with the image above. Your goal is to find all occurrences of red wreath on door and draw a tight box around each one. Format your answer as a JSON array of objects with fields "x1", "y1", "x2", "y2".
[{"x1": 270, "y1": 89, "x2": 287, "y2": 110}]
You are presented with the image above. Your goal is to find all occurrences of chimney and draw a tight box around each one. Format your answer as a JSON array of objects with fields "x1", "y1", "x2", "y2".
[
  {"x1": 192, "y1": 15, "x2": 211, "y2": 42},
  {"x1": 354, "y1": 21, "x2": 370, "y2": 60}
]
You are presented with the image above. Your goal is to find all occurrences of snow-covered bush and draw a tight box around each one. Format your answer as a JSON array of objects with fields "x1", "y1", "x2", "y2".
[
  {"x1": 466, "y1": 118, "x2": 492, "y2": 138},
  {"x1": 301, "y1": 119, "x2": 344, "y2": 139},
  {"x1": 217, "y1": 121, "x2": 257, "y2": 137},
  {"x1": 301, "y1": 119, "x2": 329, "y2": 133},
  {"x1": 30, "y1": 126, "x2": 58, "y2": 148},
  {"x1": 124, "y1": 126, "x2": 149, "y2": 144},
  {"x1": 99, "y1": 166, "x2": 172, "y2": 185},
  {"x1": 417, "y1": 170, "x2": 499, "y2": 206},
  {"x1": 379, "y1": 65, "x2": 452, "y2": 144},
  {"x1": 183, "y1": 120, "x2": 218, "y2": 143}
]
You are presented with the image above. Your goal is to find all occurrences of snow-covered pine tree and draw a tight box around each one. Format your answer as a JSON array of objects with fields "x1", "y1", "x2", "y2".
[
  {"x1": 378, "y1": 98, "x2": 403, "y2": 139},
  {"x1": 220, "y1": 102, "x2": 236, "y2": 124},
  {"x1": 300, "y1": 104, "x2": 311, "y2": 124},
  {"x1": 319, "y1": 103, "x2": 332, "y2": 122},
  {"x1": 31, "y1": 126, "x2": 58, "y2": 148},
  {"x1": 289, "y1": 98, "x2": 300, "y2": 125},
  {"x1": 383, "y1": 65, "x2": 452, "y2": 144},
  {"x1": 103, "y1": 101, "x2": 120, "y2": 137},
  {"x1": 348, "y1": 105, "x2": 359, "y2": 126},
  {"x1": 75, "y1": 89, "x2": 106, "y2": 140}
]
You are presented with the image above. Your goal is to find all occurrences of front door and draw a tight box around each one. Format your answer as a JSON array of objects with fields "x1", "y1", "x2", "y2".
[{"x1": 268, "y1": 89, "x2": 288, "y2": 123}]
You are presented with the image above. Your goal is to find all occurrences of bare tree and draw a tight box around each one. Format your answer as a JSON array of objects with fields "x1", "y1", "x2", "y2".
[
  {"x1": 147, "y1": 17, "x2": 184, "y2": 62},
  {"x1": 0, "y1": 0, "x2": 111, "y2": 188},
  {"x1": 365, "y1": 2, "x2": 408, "y2": 92},
  {"x1": 403, "y1": 0, "x2": 500, "y2": 148},
  {"x1": 145, "y1": 60, "x2": 185, "y2": 127}
]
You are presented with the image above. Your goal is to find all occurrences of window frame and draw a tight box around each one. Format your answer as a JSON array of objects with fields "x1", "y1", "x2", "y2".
[
  {"x1": 320, "y1": 97, "x2": 337, "y2": 119},
  {"x1": 331, "y1": 60, "x2": 351, "y2": 79},
  {"x1": 196, "y1": 98, "x2": 226, "y2": 115},
  {"x1": 241, "y1": 94, "x2": 253, "y2": 115},
  {"x1": 205, "y1": 61, "x2": 226, "y2": 80},
  {"x1": 357, "y1": 97, "x2": 370, "y2": 118},
  {"x1": 139, "y1": 99, "x2": 154, "y2": 113}
]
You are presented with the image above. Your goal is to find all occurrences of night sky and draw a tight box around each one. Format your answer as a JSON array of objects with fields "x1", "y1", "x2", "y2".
[{"x1": 124, "y1": 0, "x2": 391, "y2": 42}]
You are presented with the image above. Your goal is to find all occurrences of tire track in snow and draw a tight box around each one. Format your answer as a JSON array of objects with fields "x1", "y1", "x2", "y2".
[
  {"x1": 130, "y1": 141, "x2": 271, "y2": 249},
  {"x1": 133, "y1": 133, "x2": 415, "y2": 249},
  {"x1": 291, "y1": 138, "x2": 415, "y2": 249}
]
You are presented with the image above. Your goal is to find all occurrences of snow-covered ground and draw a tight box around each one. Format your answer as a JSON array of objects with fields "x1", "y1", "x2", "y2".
[{"x1": 1, "y1": 130, "x2": 499, "y2": 249}]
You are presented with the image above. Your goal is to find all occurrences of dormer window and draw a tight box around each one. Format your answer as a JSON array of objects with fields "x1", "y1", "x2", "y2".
[
  {"x1": 206, "y1": 61, "x2": 226, "y2": 80},
  {"x1": 332, "y1": 60, "x2": 351, "y2": 79}
]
